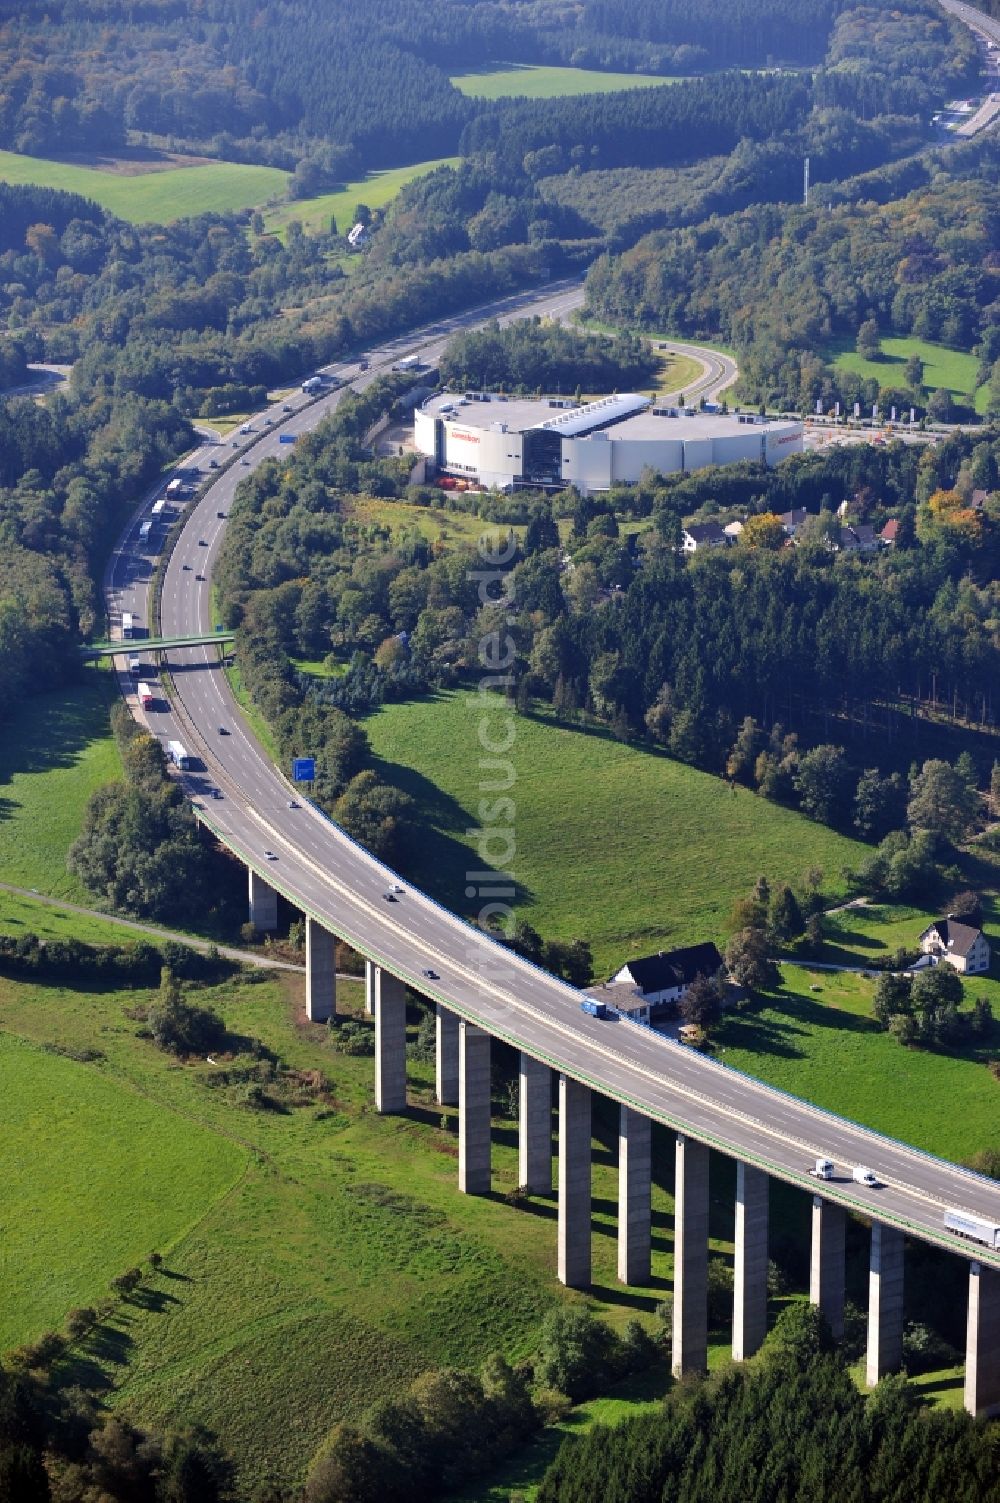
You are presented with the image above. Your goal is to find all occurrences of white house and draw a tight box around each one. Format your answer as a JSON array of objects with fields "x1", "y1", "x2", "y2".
[
  {"x1": 584, "y1": 942, "x2": 725, "y2": 1023},
  {"x1": 682, "y1": 522, "x2": 728, "y2": 553},
  {"x1": 918, "y1": 918, "x2": 991, "y2": 975}
]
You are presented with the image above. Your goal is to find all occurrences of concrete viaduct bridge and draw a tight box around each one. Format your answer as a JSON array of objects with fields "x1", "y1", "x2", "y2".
[{"x1": 104, "y1": 282, "x2": 1000, "y2": 1420}]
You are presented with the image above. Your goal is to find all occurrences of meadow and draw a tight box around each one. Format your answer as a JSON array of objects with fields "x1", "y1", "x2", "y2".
[
  {"x1": 0, "y1": 148, "x2": 288, "y2": 223},
  {"x1": 0, "y1": 963, "x2": 730, "y2": 1489},
  {"x1": 262, "y1": 157, "x2": 460, "y2": 239},
  {"x1": 449, "y1": 64, "x2": 677, "y2": 99},
  {"x1": 364, "y1": 690, "x2": 866, "y2": 978},
  {"x1": 0, "y1": 669, "x2": 122, "y2": 900},
  {"x1": 830, "y1": 336, "x2": 988, "y2": 415}
]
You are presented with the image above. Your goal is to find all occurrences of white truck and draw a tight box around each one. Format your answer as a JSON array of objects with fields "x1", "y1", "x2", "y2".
[
  {"x1": 852, "y1": 1165, "x2": 879, "y2": 1187},
  {"x1": 944, "y1": 1208, "x2": 1000, "y2": 1251},
  {"x1": 809, "y1": 1158, "x2": 835, "y2": 1180},
  {"x1": 302, "y1": 376, "x2": 324, "y2": 394}
]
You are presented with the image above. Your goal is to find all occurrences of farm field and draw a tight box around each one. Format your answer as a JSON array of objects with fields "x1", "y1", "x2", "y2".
[
  {"x1": 0, "y1": 148, "x2": 288, "y2": 222},
  {"x1": 262, "y1": 156, "x2": 460, "y2": 238},
  {"x1": 364, "y1": 690, "x2": 866, "y2": 978},
  {"x1": 830, "y1": 336, "x2": 988, "y2": 414},
  {"x1": 450, "y1": 64, "x2": 677, "y2": 99},
  {"x1": 0, "y1": 670, "x2": 122, "y2": 900}
]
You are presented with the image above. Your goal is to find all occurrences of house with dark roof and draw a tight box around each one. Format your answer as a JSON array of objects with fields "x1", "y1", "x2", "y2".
[
  {"x1": 779, "y1": 507, "x2": 809, "y2": 537},
  {"x1": 588, "y1": 942, "x2": 725, "y2": 1023},
  {"x1": 838, "y1": 523, "x2": 877, "y2": 554},
  {"x1": 918, "y1": 918, "x2": 990, "y2": 975},
  {"x1": 682, "y1": 521, "x2": 728, "y2": 552}
]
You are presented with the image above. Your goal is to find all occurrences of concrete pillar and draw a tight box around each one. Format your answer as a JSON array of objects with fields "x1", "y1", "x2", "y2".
[
  {"x1": 248, "y1": 868, "x2": 278, "y2": 932},
  {"x1": 617, "y1": 1106, "x2": 651, "y2": 1286},
  {"x1": 809, "y1": 1195, "x2": 846, "y2": 1341},
  {"x1": 558, "y1": 1075, "x2": 591, "y2": 1288},
  {"x1": 965, "y1": 1262, "x2": 1000, "y2": 1418},
  {"x1": 304, "y1": 916, "x2": 336, "y2": 1023},
  {"x1": 435, "y1": 1004, "x2": 459, "y2": 1106},
  {"x1": 518, "y1": 1053, "x2": 552, "y2": 1194},
  {"x1": 866, "y1": 1222, "x2": 905, "y2": 1385},
  {"x1": 374, "y1": 968, "x2": 407, "y2": 1115},
  {"x1": 364, "y1": 959, "x2": 375, "y2": 1015},
  {"x1": 672, "y1": 1134, "x2": 709, "y2": 1377},
  {"x1": 733, "y1": 1162, "x2": 769, "y2": 1360},
  {"x1": 459, "y1": 1022, "x2": 491, "y2": 1195}
]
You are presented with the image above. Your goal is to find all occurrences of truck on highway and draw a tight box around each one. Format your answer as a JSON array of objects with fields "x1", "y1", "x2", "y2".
[
  {"x1": 580, "y1": 999, "x2": 608, "y2": 1019},
  {"x1": 151, "y1": 498, "x2": 167, "y2": 519},
  {"x1": 122, "y1": 611, "x2": 135, "y2": 639},
  {"x1": 852, "y1": 1165, "x2": 879, "y2": 1187},
  {"x1": 128, "y1": 654, "x2": 141, "y2": 677},
  {"x1": 302, "y1": 375, "x2": 324, "y2": 393},
  {"x1": 944, "y1": 1208, "x2": 1000, "y2": 1250},
  {"x1": 139, "y1": 518, "x2": 152, "y2": 542},
  {"x1": 137, "y1": 681, "x2": 155, "y2": 709},
  {"x1": 166, "y1": 740, "x2": 191, "y2": 770},
  {"x1": 392, "y1": 355, "x2": 420, "y2": 372},
  {"x1": 809, "y1": 1158, "x2": 835, "y2": 1180},
  {"x1": 165, "y1": 478, "x2": 190, "y2": 500},
  {"x1": 279, "y1": 432, "x2": 297, "y2": 443}
]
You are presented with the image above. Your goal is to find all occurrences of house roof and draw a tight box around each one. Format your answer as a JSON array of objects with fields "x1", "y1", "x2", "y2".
[
  {"x1": 880, "y1": 518, "x2": 900, "y2": 541},
  {"x1": 920, "y1": 918, "x2": 986, "y2": 958},
  {"x1": 619, "y1": 942, "x2": 724, "y2": 994},
  {"x1": 780, "y1": 508, "x2": 809, "y2": 529},
  {"x1": 684, "y1": 522, "x2": 727, "y2": 545}
]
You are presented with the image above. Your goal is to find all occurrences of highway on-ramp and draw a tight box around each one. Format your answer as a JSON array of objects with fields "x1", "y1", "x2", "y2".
[{"x1": 107, "y1": 278, "x2": 1000, "y2": 1270}]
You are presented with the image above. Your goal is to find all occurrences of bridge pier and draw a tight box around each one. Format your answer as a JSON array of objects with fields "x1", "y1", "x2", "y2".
[
  {"x1": 558, "y1": 1075, "x2": 591, "y2": 1288},
  {"x1": 519, "y1": 1053, "x2": 552, "y2": 1194},
  {"x1": 809, "y1": 1196, "x2": 846, "y2": 1340},
  {"x1": 672, "y1": 1134, "x2": 709, "y2": 1376},
  {"x1": 965, "y1": 1262, "x2": 1000, "y2": 1418},
  {"x1": 733, "y1": 1162, "x2": 769, "y2": 1360},
  {"x1": 617, "y1": 1106, "x2": 651, "y2": 1286},
  {"x1": 304, "y1": 916, "x2": 336, "y2": 1023},
  {"x1": 459, "y1": 1022, "x2": 491, "y2": 1194},
  {"x1": 364, "y1": 959, "x2": 374, "y2": 1015},
  {"x1": 866, "y1": 1222, "x2": 904, "y2": 1385},
  {"x1": 436, "y1": 1004, "x2": 459, "y2": 1106},
  {"x1": 373, "y1": 968, "x2": 407, "y2": 1114},
  {"x1": 248, "y1": 869, "x2": 278, "y2": 933}
]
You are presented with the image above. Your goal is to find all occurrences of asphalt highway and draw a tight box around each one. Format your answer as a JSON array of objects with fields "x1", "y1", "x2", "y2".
[{"x1": 106, "y1": 278, "x2": 1000, "y2": 1269}]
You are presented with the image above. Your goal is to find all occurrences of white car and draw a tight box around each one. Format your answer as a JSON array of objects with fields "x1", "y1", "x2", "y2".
[{"x1": 264, "y1": 850, "x2": 278, "y2": 862}]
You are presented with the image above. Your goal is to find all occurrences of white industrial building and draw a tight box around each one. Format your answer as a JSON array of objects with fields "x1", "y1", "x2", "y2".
[{"x1": 413, "y1": 392, "x2": 803, "y2": 494}]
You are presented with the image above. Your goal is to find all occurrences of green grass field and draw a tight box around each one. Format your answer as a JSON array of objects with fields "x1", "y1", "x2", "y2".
[
  {"x1": 262, "y1": 157, "x2": 460, "y2": 238},
  {"x1": 830, "y1": 337, "x2": 988, "y2": 415},
  {"x1": 450, "y1": 64, "x2": 678, "y2": 99},
  {"x1": 0, "y1": 670, "x2": 121, "y2": 899},
  {"x1": 718, "y1": 964, "x2": 1000, "y2": 1165},
  {"x1": 0, "y1": 962, "x2": 723, "y2": 1489},
  {"x1": 0, "y1": 149, "x2": 288, "y2": 223},
  {"x1": 364, "y1": 691, "x2": 865, "y2": 978}
]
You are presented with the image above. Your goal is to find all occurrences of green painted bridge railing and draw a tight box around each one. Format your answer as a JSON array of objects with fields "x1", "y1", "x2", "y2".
[{"x1": 81, "y1": 630, "x2": 235, "y2": 659}]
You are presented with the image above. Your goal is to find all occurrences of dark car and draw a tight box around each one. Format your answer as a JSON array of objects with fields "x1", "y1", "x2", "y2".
[
  {"x1": 217, "y1": 510, "x2": 226, "y2": 519},
  {"x1": 422, "y1": 968, "x2": 439, "y2": 981},
  {"x1": 209, "y1": 459, "x2": 219, "y2": 468},
  {"x1": 211, "y1": 787, "x2": 222, "y2": 799},
  {"x1": 218, "y1": 726, "x2": 229, "y2": 735},
  {"x1": 382, "y1": 891, "x2": 397, "y2": 902},
  {"x1": 195, "y1": 572, "x2": 205, "y2": 580},
  {"x1": 241, "y1": 457, "x2": 249, "y2": 464},
  {"x1": 182, "y1": 563, "x2": 191, "y2": 570}
]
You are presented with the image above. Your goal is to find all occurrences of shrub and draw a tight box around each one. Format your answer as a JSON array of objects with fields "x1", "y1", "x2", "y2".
[{"x1": 535, "y1": 1308, "x2": 621, "y2": 1402}]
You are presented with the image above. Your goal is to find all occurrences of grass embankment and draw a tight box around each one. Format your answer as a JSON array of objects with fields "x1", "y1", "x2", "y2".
[
  {"x1": 829, "y1": 337, "x2": 988, "y2": 415},
  {"x1": 262, "y1": 157, "x2": 460, "y2": 239},
  {"x1": 0, "y1": 148, "x2": 288, "y2": 222},
  {"x1": 449, "y1": 64, "x2": 679, "y2": 99},
  {"x1": 0, "y1": 669, "x2": 121, "y2": 901},
  {"x1": 364, "y1": 690, "x2": 864, "y2": 978}
]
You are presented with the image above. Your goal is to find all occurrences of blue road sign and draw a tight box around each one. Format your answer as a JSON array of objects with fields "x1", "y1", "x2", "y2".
[{"x1": 292, "y1": 757, "x2": 316, "y2": 782}]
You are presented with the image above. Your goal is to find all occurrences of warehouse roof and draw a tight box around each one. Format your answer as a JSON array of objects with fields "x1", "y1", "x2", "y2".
[{"x1": 423, "y1": 391, "x2": 649, "y2": 436}]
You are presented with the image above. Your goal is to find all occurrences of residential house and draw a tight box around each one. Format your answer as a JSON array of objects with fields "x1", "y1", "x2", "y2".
[
  {"x1": 918, "y1": 918, "x2": 991, "y2": 975},
  {"x1": 682, "y1": 521, "x2": 729, "y2": 552},
  {"x1": 838, "y1": 523, "x2": 877, "y2": 554},
  {"x1": 879, "y1": 518, "x2": 900, "y2": 546},
  {"x1": 779, "y1": 507, "x2": 809, "y2": 538},
  {"x1": 586, "y1": 942, "x2": 725, "y2": 1023}
]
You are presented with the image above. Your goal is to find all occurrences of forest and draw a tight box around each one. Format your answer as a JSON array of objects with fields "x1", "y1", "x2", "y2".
[
  {"x1": 536, "y1": 1305, "x2": 1000, "y2": 1503},
  {"x1": 584, "y1": 143, "x2": 1000, "y2": 413}
]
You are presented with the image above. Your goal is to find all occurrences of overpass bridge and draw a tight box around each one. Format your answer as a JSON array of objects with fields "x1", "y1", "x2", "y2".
[
  {"x1": 82, "y1": 630, "x2": 235, "y2": 660},
  {"x1": 107, "y1": 280, "x2": 1000, "y2": 1416}
]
